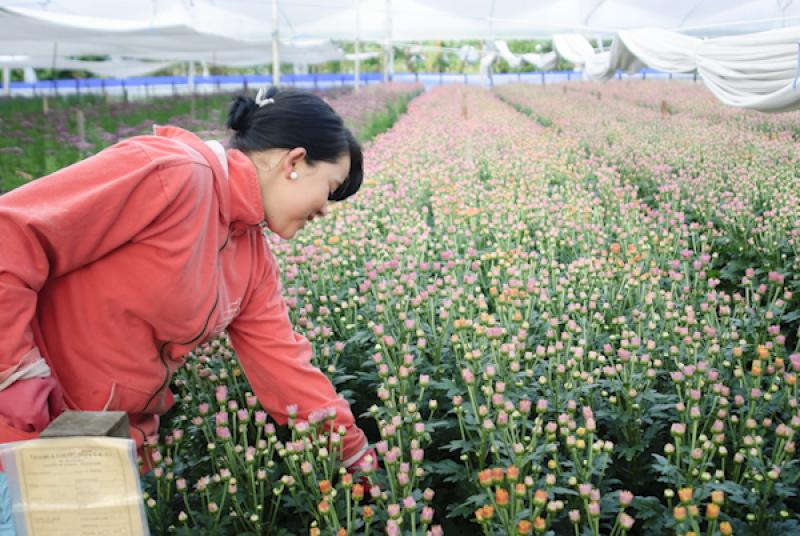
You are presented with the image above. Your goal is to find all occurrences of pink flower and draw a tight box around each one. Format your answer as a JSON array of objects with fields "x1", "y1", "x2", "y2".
[
  {"x1": 619, "y1": 512, "x2": 635, "y2": 529},
  {"x1": 421, "y1": 506, "x2": 434, "y2": 523}
]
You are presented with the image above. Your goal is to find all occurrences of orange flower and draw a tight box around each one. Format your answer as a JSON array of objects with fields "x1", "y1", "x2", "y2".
[
  {"x1": 710, "y1": 490, "x2": 724, "y2": 505},
  {"x1": 706, "y1": 503, "x2": 720, "y2": 520},
  {"x1": 491, "y1": 467, "x2": 504, "y2": 484},
  {"x1": 310, "y1": 528, "x2": 320, "y2": 536},
  {"x1": 673, "y1": 506, "x2": 687, "y2": 522},
  {"x1": 533, "y1": 489, "x2": 548, "y2": 507},
  {"x1": 720, "y1": 521, "x2": 733, "y2": 535},
  {"x1": 516, "y1": 520, "x2": 532, "y2": 535},
  {"x1": 533, "y1": 516, "x2": 547, "y2": 533},
  {"x1": 319, "y1": 480, "x2": 332, "y2": 495},
  {"x1": 475, "y1": 505, "x2": 495, "y2": 522},
  {"x1": 318, "y1": 500, "x2": 330, "y2": 514},
  {"x1": 677, "y1": 487, "x2": 693, "y2": 504},
  {"x1": 341, "y1": 473, "x2": 353, "y2": 489},
  {"x1": 610, "y1": 243, "x2": 621, "y2": 255},
  {"x1": 478, "y1": 469, "x2": 493, "y2": 487},
  {"x1": 495, "y1": 488, "x2": 510, "y2": 507},
  {"x1": 506, "y1": 465, "x2": 519, "y2": 482},
  {"x1": 337, "y1": 529, "x2": 347, "y2": 536},
  {"x1": 757, "y1": 345, "x2": 769, "y2": 359},
  {"x1": 352, "y1": 483, "x2": 364, "y2": 501},
  {"x1": 362, "y1": 505, "x2": 374, "y2": 519}
]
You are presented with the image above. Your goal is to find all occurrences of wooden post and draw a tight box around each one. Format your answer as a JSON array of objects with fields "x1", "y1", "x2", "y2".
[
  {"x1": 41, "y1": 411, "x2": 130, "y2": 439},
  {"x1": 76, "y1": 109, "x2": 86, "y2": 149}
]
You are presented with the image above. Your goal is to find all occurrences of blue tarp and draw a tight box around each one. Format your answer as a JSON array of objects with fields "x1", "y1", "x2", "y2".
[{"x1": 0, "y1": 473, "x2": 15, "y2": 536}]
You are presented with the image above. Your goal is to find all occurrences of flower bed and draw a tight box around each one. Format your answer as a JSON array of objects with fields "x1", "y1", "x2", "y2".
[
  {"x1": 143, "y1": 83, "x2": 799, "y2": 534},
  {"x1": 0, "y1": 83, "x2": 421, "y2": 193},
  {"x1": 4, "y1": 80, "x2": 799, "y2": 534}
]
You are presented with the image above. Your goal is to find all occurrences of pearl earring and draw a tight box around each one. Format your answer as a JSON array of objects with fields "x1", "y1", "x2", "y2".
[{"x1": 290, "y1": 171, "x2": 299, "y2": 180}]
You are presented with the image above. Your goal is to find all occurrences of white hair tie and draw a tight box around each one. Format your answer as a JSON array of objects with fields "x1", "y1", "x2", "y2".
[{"x1": 255, "y1": 88, "x2": 275, "y2": 107}]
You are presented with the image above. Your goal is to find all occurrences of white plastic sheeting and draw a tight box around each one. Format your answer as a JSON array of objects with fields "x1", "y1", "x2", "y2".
[
  {"x1": 520, "y1": 52, "x2": 558, "y2": 70},
  {"x1": 552, "y1": 34, "x2": 596, "y2": 66},
  {"x1": 3, "y1": 0, "x2": 800, "y2": 44},
  {"x1": 0, "y1": 55, "x2": 173, "y2": 77},
  {"x1": 495, "y1": 41, "x2": 522, "y2": 68},
  {"x1": 550, "y1": 27, "x2": 800, "y2": 112},
  {"x1": 419, "y1": 0, "x2": 800, "y2": 38},
  {"x1": 0, "y1": 5, "x2": 347, "y2": 67},
  {"x1": 2, "y1": 1, "x2": 800, "y2": 112},
  {"x1": 490, "y1": 41, "x2": 558, "y2": 71}
]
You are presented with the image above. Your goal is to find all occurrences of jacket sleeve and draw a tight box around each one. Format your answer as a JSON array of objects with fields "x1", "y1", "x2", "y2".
[
  {"x1": 227, "y1": 240, "x2": 367, "y2": 463},
  {"x1": 0, "y1": 139, "x2": 193, "y2": 388}
]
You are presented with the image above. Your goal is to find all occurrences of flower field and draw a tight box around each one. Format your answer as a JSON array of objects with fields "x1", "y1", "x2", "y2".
[
  {"x1": 0, "y1": 83, "x2": 420, "y2": 193},
  {"x1": 132, "y1": 81, "x2": 800, "y2": 535}
]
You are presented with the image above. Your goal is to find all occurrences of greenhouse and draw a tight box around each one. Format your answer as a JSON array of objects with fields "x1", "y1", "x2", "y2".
[{"x1": 0, "y1": 1, "x2": 799, "y2": 535}]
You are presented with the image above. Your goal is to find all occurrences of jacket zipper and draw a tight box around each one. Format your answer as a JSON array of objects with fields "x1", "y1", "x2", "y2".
[{"x1": 140, "y1": 234, "x2": 230, "y2": 414}]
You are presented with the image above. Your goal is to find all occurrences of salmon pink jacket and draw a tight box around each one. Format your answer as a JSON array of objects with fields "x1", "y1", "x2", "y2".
[{"x1": 0, "y1": 125, "x2": 367, "y2": 464}]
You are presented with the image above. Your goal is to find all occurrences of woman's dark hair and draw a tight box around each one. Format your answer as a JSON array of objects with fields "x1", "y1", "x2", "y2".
[{"x1": 227, "y1": 87, "x2": 362, "y2": 202}]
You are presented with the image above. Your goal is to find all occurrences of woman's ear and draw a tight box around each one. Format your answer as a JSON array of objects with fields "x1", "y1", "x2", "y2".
[{"x1": 284, "y1": 147, "x2": 307, "y2": 178}]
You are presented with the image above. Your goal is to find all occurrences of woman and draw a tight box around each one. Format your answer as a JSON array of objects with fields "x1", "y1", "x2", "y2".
[{"x1": 0, "y1": 86, "x2": 376, "y2": 473}]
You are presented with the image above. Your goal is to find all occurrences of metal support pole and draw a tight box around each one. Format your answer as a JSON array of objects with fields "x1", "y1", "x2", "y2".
[
  {"x1": 383, "y1": 0, "x2": 392, "y2": 83},
  {"x1": 188, "y1": 61, "x2": 196, "y2": 94},
  {"x1": 2, "y1": 67, "x2": 10, "y2": 97},
  {"x1": 355, "y1": 0, "x2": 361, "y2": 92},
  {"x1": 272, "y1": 0, "x2": 280, "y2": 86}
]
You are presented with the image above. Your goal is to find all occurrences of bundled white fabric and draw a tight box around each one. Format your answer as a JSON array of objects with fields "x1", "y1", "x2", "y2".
[
  {"x1": 520, "y1": 52, "x2": 558, "y2": 71},
  {"x1": 495, "y1": 41, "x2": 522, "y2": 69},
  {"x1": 553, "y1": 27, "x2": 800, "y2": 112},
  {"x1": 480, "y1": 51, "x2": 498, "y2": 81},
  {"x1": 551, "y1": 33, "x2": 643, "y2": 78},
  {"x1": 617, "y1": 29, "x2": 699, "y2": 73},
  {"x1": 695, "y1": 26, "x2": 800, "y2": 112},
  {"x1": 345, "y1": 51, "x2": 382, "y2": 61},
  {"x1": 584, "y1": 36, "x2": 646, "y2": 80},
  {"x1": 0, "y1": 54, "x2": 174, "y2": 77},
  {"x1": 493, "y1": 41, "x2": 557, "y2": 70},
  {"x1": 457, "y1": 45, "x2": 480, "y2": 65},
  {"x1": 552, "y1": 34, "x2": 595, "y2": 66},
  {"x1": 480, "y1": 51, "x2": 498, "y2": 70}
]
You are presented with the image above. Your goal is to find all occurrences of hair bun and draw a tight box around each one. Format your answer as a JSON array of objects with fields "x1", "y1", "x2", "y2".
[{"x1": 227, "y1": 96, "x2": 258, "y2": 132}]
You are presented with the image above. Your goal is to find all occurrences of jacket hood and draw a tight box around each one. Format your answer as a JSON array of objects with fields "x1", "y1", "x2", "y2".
[{"x1": 153, "y1": 126, "x2": 264, "y2": 230}]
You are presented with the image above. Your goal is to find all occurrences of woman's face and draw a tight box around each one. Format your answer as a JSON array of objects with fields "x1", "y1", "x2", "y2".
[{"x1": 264, "y1": 151, "x2": 350, "y2": 240}]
